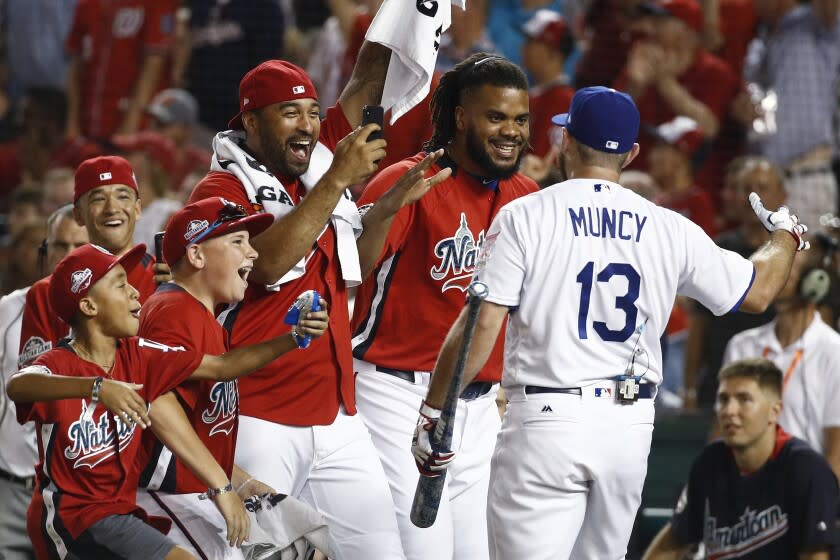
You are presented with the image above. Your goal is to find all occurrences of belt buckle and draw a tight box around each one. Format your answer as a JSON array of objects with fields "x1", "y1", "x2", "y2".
[{"x1": 616, "y1": 375, "x2": 641, "y2": 404}]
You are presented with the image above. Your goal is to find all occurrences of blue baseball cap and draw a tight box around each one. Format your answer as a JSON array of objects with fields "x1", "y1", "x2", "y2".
[{"x1": 551, "y1": 87, "x2": 640, "y2": 153}]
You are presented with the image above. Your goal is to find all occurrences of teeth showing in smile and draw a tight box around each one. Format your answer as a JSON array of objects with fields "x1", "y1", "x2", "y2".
[
  {"x1": 290, "y1": 142, "x2": 310, "y2": 159},
  {"x1": 492, "y1": 143, "x2": 516, "y2": 157},
  {"x1": 105, "y1": 220, "x2": 123, "y2": 227}
]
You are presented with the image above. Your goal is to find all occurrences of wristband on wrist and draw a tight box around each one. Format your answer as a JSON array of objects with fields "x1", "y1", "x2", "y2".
[
  {"x1": 236, "y1": 477, "x2": 255, "y2": 494},
  {"x1": 91, "y1": 377, "x2": 104, "y2": 405},
  {"x1": 198, "y1": 481, "x2": 234, "y2": 501},
  {"x1": 419, "y1": 401, "x2": 442, "y2": 419}
]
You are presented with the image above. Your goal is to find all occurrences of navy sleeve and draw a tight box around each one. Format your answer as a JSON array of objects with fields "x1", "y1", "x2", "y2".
[
  {"x1": 788, "y1": 446, "x2": 839, "y2": 552},
  {"x1": 670, "y1": 453, "x2": 705, "y2": 545}
]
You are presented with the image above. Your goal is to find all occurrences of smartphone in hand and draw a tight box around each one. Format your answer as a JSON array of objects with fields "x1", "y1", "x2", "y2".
[
  {"x1": 362, "y1": 105, "x2": 384, "y2": 143},
  {"x1": 154, "y1": 232, "x2": 165, "y2": 263}
]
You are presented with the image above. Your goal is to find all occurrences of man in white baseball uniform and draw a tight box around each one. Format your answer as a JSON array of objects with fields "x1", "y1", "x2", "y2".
[
  {"x1": 722, "y1": 244, "x2": 840, "y2": 479},
  {"x1": 414, "y1": 86, "x2": 809, "y2": 559}
]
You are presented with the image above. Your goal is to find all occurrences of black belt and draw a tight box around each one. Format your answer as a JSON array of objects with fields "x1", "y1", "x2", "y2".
[
  {"x1": 376, "y1": 366, "x2": 494, "y2": 401},
  {"x1": 525, "y1": 384, "x2": 655, "y2": 399},
  {"x1": 0, "y1": 466, "x2": 35, "y2": 490}
]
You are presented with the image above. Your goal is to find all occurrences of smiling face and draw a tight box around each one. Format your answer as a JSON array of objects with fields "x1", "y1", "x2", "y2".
[
  {"x1": 74, "y1": 184, "x2": 141, "y2": 255},
  {"x1": 245, "y1": 99, "x2": 321, "y2": 178},
  {"x1": 456, "y1": 85, "x2": 529, "y2": 179},
  {"x1": 83, "y1": 264, "x2": 141, "y2": 338},
  {"x1": 185, "y1": 229, "x2": 258, "y2": 305},
  {"x1": 716, "y1": 376, "x2": 780, "y2": 450}
]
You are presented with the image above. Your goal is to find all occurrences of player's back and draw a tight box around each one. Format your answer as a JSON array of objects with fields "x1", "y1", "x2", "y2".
[{"x1": 489, "y1": 178, "x2": 753, "y2": 390}]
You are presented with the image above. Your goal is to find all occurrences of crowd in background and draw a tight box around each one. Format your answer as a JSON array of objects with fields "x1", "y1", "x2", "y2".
[{"x1": 0, "y1": 0, "x2": 840, "y2": 420}]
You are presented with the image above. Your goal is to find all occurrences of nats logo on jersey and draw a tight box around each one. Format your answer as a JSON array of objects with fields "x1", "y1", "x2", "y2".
[
  {"x1": 112, "y1": 8, "x2": 144, "y2": 38},
  {"x1": 201, "y1": 381, "x2": 238, "y2": 436},
  {"x1": 64, "y1": 401, "x2": 138, "y2": 469},
  {"x1": 703, "y1": 501, "x2": 789, "y2": 558},
  {"x1": 430, "y1": 213, "x2": 485, "y2": 292}
]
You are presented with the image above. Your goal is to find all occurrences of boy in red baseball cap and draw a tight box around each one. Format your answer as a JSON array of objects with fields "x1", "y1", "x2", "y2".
[
  {"x1": 6, "y1": 240, "x2": 328, "y2": 559},
  {"x1": 136, "y1": 197, "x2": 331, "y2": 558}
]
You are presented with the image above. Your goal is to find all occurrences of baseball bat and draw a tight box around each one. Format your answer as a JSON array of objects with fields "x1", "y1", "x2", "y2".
[{"x1": 410, "y1": 281, "x2": 489, "y2": 528}]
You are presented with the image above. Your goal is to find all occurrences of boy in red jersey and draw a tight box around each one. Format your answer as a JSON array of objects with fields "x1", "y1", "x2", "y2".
[
  {"x1": 137, "y1": 197, "x2": 329, "y2": 559},
  {"x1": 7, "y1": 242, "x2": 328, "y2": 559}
]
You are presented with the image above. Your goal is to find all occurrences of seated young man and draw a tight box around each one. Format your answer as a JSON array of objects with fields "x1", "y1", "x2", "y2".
[
  {"x1": 136, "y1": 197, "x2": 330, "y2": 559},
  {"x1": 6, "y1": 243, "x2": 328, "y2": 560},
  {"x1": 643, "y1": 358, "x2": 839, "y2": 560}
]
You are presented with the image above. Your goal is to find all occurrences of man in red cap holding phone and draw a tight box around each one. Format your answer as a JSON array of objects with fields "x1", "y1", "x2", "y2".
[
  {"x1": 18, "y1": 155, "x2": 168, "y2": 371},
  {"x1": 187, "y1": 12, "x2": 449, "y2": 556}
]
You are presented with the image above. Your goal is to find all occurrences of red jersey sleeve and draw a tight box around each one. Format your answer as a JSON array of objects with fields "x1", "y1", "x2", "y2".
[
  {"x1": 320, "y1": 105, "x2": 354, "y2": 151},
  {"x1": 188, "y1": 172, "x2": 253, "y2": 209},
  {"x1": 19, "y1": 279, "x2": 66, "y2": 367},
  {"x1": 135, "y1": 338, "x2": 204, "y2": 402},
  {"x1": 65, "y1": 0, "x2": 89, "y2": 54},
  {"x1": 357, "y1": 157, "x2": 420, "y2": 264},
  {"x1": 141, "y1": 0, "x2": 176, "y2": 53}
]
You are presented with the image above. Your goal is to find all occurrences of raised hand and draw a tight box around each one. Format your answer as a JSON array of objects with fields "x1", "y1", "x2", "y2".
[
  {"x1": 378, "y1": 149, "x2": 452, "y2": 213},
  {"x1": 749, "y1": 192, "x2": 809, "y2": 251},
  {"x1": 326, "y1": 124, "x2": 388, "y2": 188}
]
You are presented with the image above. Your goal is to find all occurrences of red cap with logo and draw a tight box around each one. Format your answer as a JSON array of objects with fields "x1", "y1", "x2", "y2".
[
  {"x1": 654, "y1": 116, "x2": 706, "y2": 156},
  {"x1": 659, "y1": 0, "x2": 703, "y2": 33},
  {"x1": 228, "y1": 60, "x2": 318, "y2": 130},
  {"x1": 49, "y1": 244, "x2": 147, "y2": 324},
  {"x1": 162, "y1": 197, "x2": 274, "y2": 265},
  {"x1": 522, "y1": 10, "x2": 569, "y2": 51},
  {"x1": 74, "y1": 156, "x2": 139, "y2": 203}
]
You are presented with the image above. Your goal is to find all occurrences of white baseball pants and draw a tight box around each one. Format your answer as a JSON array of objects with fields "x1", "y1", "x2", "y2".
[
  {"x1": 234, "y1": 407, "x2": 405, "y2": 560},
  {"x1": 354, "y1": 358, "x2": 501, "y2": 560},
  {"x1": 488, "y1": 386, "x2": 655, "y2": 560},
  {"x1": 136, "y1": 489, "x2": 246, "y2": 560}
]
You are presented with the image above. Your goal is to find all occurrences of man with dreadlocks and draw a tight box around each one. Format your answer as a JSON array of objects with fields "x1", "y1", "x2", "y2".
[{"x1": 350, "y1": 53, "x2": 538, "y2": 559}]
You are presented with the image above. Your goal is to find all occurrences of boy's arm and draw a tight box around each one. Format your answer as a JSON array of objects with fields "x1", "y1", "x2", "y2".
[
  {"x1": 188, "y1": 303, "x2": 329, "y2": 382},
  {"x1": 149, "y1": 392, "x2": 249, "y2": 547},
  {"x1": 7, "y1": 370, "x2": 149, "y2": 428}
]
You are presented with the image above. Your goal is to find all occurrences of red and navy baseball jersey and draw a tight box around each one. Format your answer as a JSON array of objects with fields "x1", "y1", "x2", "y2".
[
  {"x1": 137, "y1": 283, "x2": 237, "y2": 494},
  {"x1": 351, "y1": 153, "x2": 539, "y2": 382},
  {"x1": 17, "y1": 338, "x2": 203, "y2": 557},
  {"x1": 19, "y1": 250, "x2": 158, "y2": 368},
  {"x1": 670, "y1": 427, "x2": 839, "y2": 558},
  {"x1": 188, "y1": 105, "x2": 356, "y2": 426},
  {"x1": 66, "y1": 0, "x2": 176, "y2": 139}
]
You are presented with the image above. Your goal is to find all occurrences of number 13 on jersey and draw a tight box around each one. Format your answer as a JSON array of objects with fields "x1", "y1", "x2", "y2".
[{"x1": 576, "y1": 261, "x2": 640, "y2": 343}]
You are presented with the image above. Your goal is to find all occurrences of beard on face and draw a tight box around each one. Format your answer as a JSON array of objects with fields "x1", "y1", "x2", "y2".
[
  {"x1": 257, "y1": 118, "x2": 313, "y2": 178},
  {"x1": 465, "y1": 125, "x2": 525, "y2": 180}
]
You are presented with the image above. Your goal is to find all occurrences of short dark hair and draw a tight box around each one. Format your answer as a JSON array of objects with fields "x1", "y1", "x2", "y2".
[
  {"x1": 574, "y1": 140, "x2": 631, "y2": 171},
  {"x1": 9, "y1": 186, "x2": 43, "y2": 208},
  {"x1": 424, "y1": 53, "x2": 529, "y2": 152},
  {"x1": 46, "y1": 204, "x2": 75, "y2": 239},
  {"x1": 718, "y1": 358, "x2": 783, "y2": 397}
]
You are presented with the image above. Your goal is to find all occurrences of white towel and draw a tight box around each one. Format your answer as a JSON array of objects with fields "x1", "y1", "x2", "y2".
[
  {"x1": 366, "y1": 0, "x2": 467, "y2": 124},
  {"x1": 210, "y1": 130, "x2": 363, "y2": 289},
  {"x1": 243, "y1": 493, "x2": 331, "y2": 560}
]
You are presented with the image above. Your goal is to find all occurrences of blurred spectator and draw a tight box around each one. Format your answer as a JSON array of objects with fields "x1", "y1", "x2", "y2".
[
  {"x1": 3, "y1": 0, "x2": 77, "y2": 105},
  {"x1": 648, "y1": 117, "x2": 716, "y2": 235},
  {"x1": 620, "y1": 169, "x2": 660, "y2": 200},
  {"x1": 744, "y1": 0, "x2": 840, "y2": 232},
  {"x1": 114, "y1": 88, "x2": 211, "y2": 192},
  {"x1": 701, "y1": 0, "x2": 757, "y2": 77},
  {"x1": 65, "y1": 0, "x2": 176, "y2": 140},
  {"x1": 306, "y1": 13, "x2": 349, "y2": 109},
  {"x1": 0, "y1": 87, "x2": 101, "y2": 197},
  {"x1": 40, "y1": 168, "x2": 76, "y2": 216},
  {"x1": 0, "y1": 222, "x2": 47, "y2": 296},
  {"x1": 185, "y1": 0, "x2": 285, "y2": 131},
  {"x1": 485, "y1": 0, "x2": 563, "y2": 65},
  {"x1": 723, "y1": 245, "x2": 840, "y2": 480},
  {"x1": 2, "y1": 188, "x2": 43, "y2": 246},
  {"x1": 684, "y1": 157, "x2": 783, "y2": 409},
  {"x1": 615, "y1": 0, "x2": 740, "y2": 167},
  {"x1": 521, "y1": 10, "x2": 574, "y2": 158},
  {"x1": 129, "y1": 149, "x2": 182, "y2": 251},
  {"x1": 576, "y1": 0, "x2": 650, "y2": 88},
  {"x1": 436, "y1": 0, "x2": 495, "y2": 72}
]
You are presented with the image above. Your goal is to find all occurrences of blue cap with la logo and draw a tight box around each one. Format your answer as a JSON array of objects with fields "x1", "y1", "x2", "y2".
[{"x1": 551, "y1": 86, "x2": 640, "y2": 154}]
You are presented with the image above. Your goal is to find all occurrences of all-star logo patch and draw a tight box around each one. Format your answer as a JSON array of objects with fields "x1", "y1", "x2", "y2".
[
  {"x1": 70, "y1": 269, "x2": 93, "y2": 294},
  {"x1": 184, "y1": 219, "x2": 209, "y2": 241},
  {"x1": 18, "y1": 338, "x2": 53, "y2": 367}
]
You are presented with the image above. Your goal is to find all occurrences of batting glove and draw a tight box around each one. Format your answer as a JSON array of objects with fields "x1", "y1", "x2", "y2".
[
  {"x1": 412, "y1": 401, "x2": 455, "y2": 477},
  {"x1": 749, "y1": 192, "x2": 809, "y2": 251}
]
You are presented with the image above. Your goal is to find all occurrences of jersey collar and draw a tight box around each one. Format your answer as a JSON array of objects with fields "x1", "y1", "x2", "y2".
[{"x1": 437, "y1": 151, "x2": 500, "y2": 192}]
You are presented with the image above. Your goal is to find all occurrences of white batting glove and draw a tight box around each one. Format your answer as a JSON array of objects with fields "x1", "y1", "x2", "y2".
[
  {"x1": 411, "y1": 401, "x2": 455, "y2": 477},
  {"x1": 749, "y1": 192, "x2": 809, "y2": 251}
]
